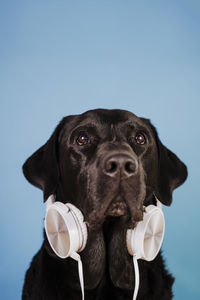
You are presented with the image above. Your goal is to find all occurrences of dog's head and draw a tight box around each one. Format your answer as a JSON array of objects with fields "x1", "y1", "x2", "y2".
[{"x1": 23, "y1": 109, "x2": 187, "y2": 229}]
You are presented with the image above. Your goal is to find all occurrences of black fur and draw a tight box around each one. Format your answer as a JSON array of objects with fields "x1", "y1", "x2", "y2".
[{"x1": 22, "y1": 109, "x2": 187, "y2": 299}]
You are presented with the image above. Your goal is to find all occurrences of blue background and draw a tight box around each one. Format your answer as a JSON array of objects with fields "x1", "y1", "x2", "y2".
[{"x1": 1, "y1": 1, "x2": 200, "y2": 299}]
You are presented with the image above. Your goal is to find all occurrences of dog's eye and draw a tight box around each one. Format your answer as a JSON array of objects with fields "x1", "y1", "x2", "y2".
[
  {"x1": 135, "y1": 133, "x2": 146, "y2": 145},
  {"x1": 76, "y1": 134, "x2": 91, "y2": 146}
]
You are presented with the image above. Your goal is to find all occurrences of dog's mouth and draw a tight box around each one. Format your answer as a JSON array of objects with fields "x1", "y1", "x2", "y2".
[
  {"x1": 86, "y1": 180, "x2": 145, "y2": 229},
  {"x1": 106, "y1": 195, "x2": 128, "y2": 217}
]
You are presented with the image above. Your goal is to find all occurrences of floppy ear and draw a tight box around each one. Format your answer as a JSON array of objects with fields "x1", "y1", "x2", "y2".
[
  {"x1": 154, "y1": 136, "x2": 188, "y2": 206},
  {"x1": 23, "y1": 118, "x2": 67, "y2": 201}
]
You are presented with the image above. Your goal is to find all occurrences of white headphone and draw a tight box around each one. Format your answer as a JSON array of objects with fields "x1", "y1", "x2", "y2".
[
  {"x1": 45, "y1": 195, "x2": 87, "y2": 300},
  {"x1": 45, "y1": 195, "x2": 165, "y2": 300},
  {"x1": 45, "y1": 195, "x2": 88, "y2": 259},
  {"x1": 126, "y1": 203, "x2": 165, "y2": 300}
]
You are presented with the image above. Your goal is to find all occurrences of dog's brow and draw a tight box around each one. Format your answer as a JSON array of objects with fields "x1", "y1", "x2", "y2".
[
  {"x1": 74, "y1": 123, "x2": 98, "y2": 131},
  {"x1": 126, "y1": 123, "x2": 135, "y2": 129}
]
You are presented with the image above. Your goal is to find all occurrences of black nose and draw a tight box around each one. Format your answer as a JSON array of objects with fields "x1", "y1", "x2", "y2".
[{"x1": 104, "y1": 154, "x2": 138, "y2": 178}]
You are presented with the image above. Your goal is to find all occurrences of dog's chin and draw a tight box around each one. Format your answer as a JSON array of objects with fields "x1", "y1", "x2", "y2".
[
  {"x1": 86, "y1": 194, "x2": 143, "y2": 230},
  {"x1": 106, "y1": 197, "x2": 128, "y2": 217},
  {"x1": 105, "y1": 194, "x2": 144, "y2": 227}
]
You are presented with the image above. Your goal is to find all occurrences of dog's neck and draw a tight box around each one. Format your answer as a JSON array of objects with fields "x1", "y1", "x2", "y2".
[{"x1": 102, "y1": 216, "x2": 135, "y2": 290}]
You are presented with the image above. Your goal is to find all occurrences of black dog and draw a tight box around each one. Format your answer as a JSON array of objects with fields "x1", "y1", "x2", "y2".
[{"x1": 22, "y1": 109, "x2": 187, "y2": 300}]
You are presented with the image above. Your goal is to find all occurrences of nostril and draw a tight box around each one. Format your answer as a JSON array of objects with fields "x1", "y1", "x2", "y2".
[
  {"x1": 105, "y1": 160, "x2": 118, "y2": 174},
  {"x1": 124, "y1": 160, "x2": 138, "y2": 175},
  {"x1": 104, "y1": 154, "x2": 138, "y2": 177}
]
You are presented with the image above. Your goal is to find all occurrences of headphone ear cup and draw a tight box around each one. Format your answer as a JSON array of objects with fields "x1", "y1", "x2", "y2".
[
  {"x1": 66, "y1": 203, "x2": 88, "y2": 252},
  {"x1": 45, "y1": 201, "x2": 88, "y2": 258},
  {"x1": 126, "y1": 205, "x2": 165, "y2": 261}
]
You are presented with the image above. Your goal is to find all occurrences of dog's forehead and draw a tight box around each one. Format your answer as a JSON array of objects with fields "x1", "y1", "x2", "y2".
[
  {"x1": 76, "y1": 109, "x2": 143, "y2": 127},
  {"x1": 59, "y1": 109, "x2": 152, "y2": 143}
]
